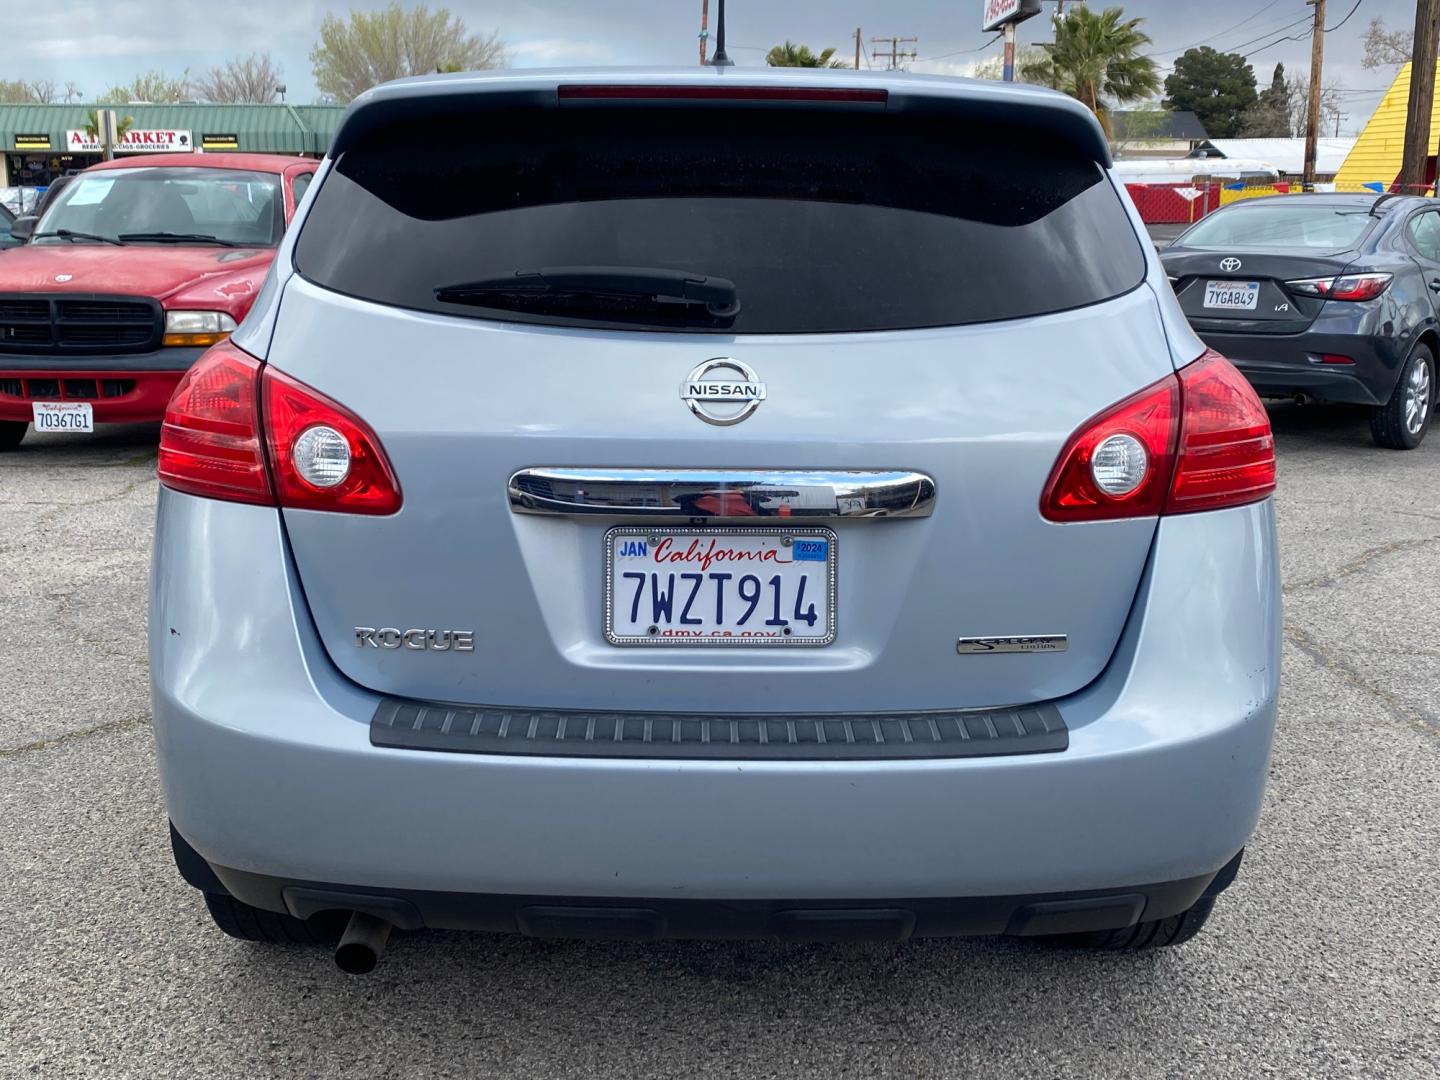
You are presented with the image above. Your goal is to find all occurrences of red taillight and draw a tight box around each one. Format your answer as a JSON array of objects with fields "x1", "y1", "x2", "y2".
[
  {"x1": 1040, "y1": 375, "x2": 1179, "y2": 522},
  {"x1": 262, "y1": 367, "x2": 402, "y2": 515},
  {"x1": 158, "y1": 342, "x2": 401, "y2": 514},
  {"x1": 1167, "y1": 351, "x2": 1276, "y2": 513},
  {"x1": 1286, "y1": 272, "x2": 1392, "y2": 301},
  {"x1": 157, "y1": 341, "x2": 272, "y2": 505},
  {"x1": 1041, "y1": 349, "x2": 1275, "y2": 522}
]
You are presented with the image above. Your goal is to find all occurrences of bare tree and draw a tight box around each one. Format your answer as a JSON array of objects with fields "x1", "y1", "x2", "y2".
[
  {"x1": 63, "y1": 81, "x2": 84, "y2": 104},
  {"x1": 0, "y1": 79, "x2": 60, "y2": 103},
  {"x1": 309, "y1": 3, "x2": 506, "y2": 104},
  {"x1": 194, "y1": 53, "x2": 285, "y2": 104},
  {"x1": 1286, "y1": 75, "x2": 1342, "y2": 139},
  {"x1": 98, "y1": 70, "x2": 190, "y2": 105},
  {"x1": 1362, "y1": 16, "x2": 1413, "y2": 70}
]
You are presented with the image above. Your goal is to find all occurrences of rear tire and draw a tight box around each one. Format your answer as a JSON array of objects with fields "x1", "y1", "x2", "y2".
[
  {"x1": 1370, "y1": 345, "x2": 1434, "y2": 450},
  {"x1": 1039, "y1": 897, "x2": 1215, "y2": 951},
  {"x1": 0, "y1": 421, "x2": 26, "y2": 451},
  {"x1": 202, "y1": 892, "x2": 345, "y2": 946}
]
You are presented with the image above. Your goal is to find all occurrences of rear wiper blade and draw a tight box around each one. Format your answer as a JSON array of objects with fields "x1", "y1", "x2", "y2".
[
  {"x1": 118, "y1": 231, "x2": 243, "y2": 247},
  {"x1": 32, "y1": 229, "x2": 125, "y2": 246},
  {"x1": 435, "y1": 266, "x2": 741, "y2": 319}
]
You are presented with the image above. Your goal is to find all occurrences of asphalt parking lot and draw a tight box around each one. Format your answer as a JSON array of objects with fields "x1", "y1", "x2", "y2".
[{"x1": 2, "y1": 408, "x2": 1438, "y2": 1079}]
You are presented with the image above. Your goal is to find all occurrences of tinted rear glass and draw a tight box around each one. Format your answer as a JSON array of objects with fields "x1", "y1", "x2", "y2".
[
  {"x1": 296, "y1": 107, "x2": 1145, "y2": 333},
  {"x1": 1180, "y1": 202, "x2": 1373, "y2": 251}
]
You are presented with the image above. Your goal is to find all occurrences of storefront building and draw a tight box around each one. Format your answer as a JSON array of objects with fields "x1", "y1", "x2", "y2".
[{"x1": 0, "y1": 103, "x2": 342, "y2": 188}]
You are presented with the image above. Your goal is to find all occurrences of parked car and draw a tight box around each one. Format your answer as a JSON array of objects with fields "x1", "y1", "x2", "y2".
[
  {"x1": 1162, "y1": 193, "x2": 1438, "y2": 449},
  {"x1": 0, "y1": 203, "x2": 18, "y2": 249},
  {"x1": 151, "y1": 69, "x2": 1280, "y2": 973},
  {"x1": 0, "y1": 153, "x2": 316, "y2": 450}
]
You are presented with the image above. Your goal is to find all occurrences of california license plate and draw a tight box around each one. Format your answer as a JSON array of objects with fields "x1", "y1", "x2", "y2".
[
  {"x1": 31, "y1": 402, "x2": 94, "y2": 433},
  {"x1": 1203, "y1": 280, "x2": 1260, "y2": 311},
  {"x1": 605, "y1": 527, "x2": 836, "y2": 646}
]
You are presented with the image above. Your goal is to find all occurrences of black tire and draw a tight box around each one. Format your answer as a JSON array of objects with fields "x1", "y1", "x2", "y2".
[
  {"x1": 1040, "y1": 896, "x2": 1215, "y2": 951},
  {"x1": 203, "y1": 892, "x2": 345, "y2": 946},
  {"x1": 1370, "y1": 345, "x2": 1435, "y2": 450},
  {"x1": 0, "y1": 421, "x2": 26, "y2": 451}
]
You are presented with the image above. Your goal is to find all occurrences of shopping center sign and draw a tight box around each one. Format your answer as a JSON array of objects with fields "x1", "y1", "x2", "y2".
[
  {"x1": 982, "y1": 0, "x2": 1042, "y2": 31},
  {"x1": 64, "y1": 129, "x2": 194, "y2": 153}
]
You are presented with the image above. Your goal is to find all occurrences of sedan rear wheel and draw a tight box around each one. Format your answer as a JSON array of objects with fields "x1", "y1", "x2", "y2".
[
  {"x1": 1371, "y1": 345, "x2": 1435, "y2": 450},
  {"x1": 0, "y1": 420, "x2": 26, "y2": 451}
]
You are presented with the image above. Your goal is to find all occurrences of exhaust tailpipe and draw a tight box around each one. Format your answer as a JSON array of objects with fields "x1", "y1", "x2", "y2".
[{"x1": 335, "y1": 911, "x2": 393, "y2": 974}]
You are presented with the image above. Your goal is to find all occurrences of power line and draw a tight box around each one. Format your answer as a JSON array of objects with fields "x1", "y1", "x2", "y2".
[
  {"x1": 1152, "y1": 0, "x2": 1284, "y2": 55},
  {"x1": 913, "y1": 35, "x2": 1001, "y2": 64},
  {"x1": 1324, "y1": 0, "x2": 1365, "y2": 33},
  {"x1": 1243, "y1": 29, "x2": 1314, "y2": 60}
]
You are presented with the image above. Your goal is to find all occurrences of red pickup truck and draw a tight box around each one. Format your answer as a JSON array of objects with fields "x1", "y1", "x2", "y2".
[{"x1": 0, "y1": 153, "x2": 316, "y2": 449}]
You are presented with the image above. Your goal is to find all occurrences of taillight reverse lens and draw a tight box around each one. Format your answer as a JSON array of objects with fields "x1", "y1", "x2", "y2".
[
  {"x1": 1286, "y1": 273, "x2": 1392, "y2": 301},
  {"x1": 157, "y1": 341, "x2": 271, "y2": 504},
  {"x1": 158, "y1": 343, "x2": 401, "y2": 514},
  {"x1": 1168, "y1": 351, "x2": 1276, "y2": 513},
  {"x1": 263, "y1": 367, "x2": 402, "y2": 514},
  {"x1": 1042, "y1": 349, "x2": 1275, "y2": 522}
]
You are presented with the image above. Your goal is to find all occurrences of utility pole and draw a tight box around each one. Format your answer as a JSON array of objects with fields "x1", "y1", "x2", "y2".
[
  {"x1": 699, "y1": 0, "x2": 709, "y2": 66},
  {"x1": 854, "y1": 27, "x2": 862, "y2": 70},
  {"x1": 1302, "y1": 0, "x2": 1325, "y2": 190},
  {"x1": 1399, "y1": 0, "x2": 1440, "y2": 194},
  {"x1": 870, "y1": 36, "x2": 917, "y2": 71}
]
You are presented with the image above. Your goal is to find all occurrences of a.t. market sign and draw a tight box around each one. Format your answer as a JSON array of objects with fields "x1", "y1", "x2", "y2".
[
  {"x1": 981, "y1": 0, "x2": 1042, "y2": 31},
  {"x1": 64, "y1": 129, "x2": 193, "y2": 153}
]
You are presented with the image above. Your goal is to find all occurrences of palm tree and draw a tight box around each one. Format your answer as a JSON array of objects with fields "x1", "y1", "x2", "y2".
[
  {"x1": 1021, "y1": 5, "x2": 1159, "y2": 135},
  {"x1": 766, "y1": 41, "x2": 848, "y2": 68},
  {"x1": 84, "y1": 109, "x2": 134, "y2": 161}
]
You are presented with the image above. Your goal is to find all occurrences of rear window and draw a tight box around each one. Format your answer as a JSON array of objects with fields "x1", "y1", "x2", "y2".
[
  {"x1": 1180, "y1": 202, "x2": 1373, "y2": 251},
  {"x1": 296, "y1": 107, "x2": 1145, "y2": 334}
]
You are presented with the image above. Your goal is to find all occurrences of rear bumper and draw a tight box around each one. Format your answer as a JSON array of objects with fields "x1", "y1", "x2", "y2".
[
  {"x1": 0, "y1": 349, "x2": 204, "y2": 423},
  {"x1": 1198, "y1": 328, "x2": 1401, "y2": 406},
  {"x1": 150, "y1": 492, "x2": 1280, "y2": 920},
  {"x1": 178, "y1": 825, "x2": 1243, "y2": 940}
]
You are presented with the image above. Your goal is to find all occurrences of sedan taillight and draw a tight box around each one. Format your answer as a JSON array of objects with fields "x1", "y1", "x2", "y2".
[
  {"x1": 1041, "y1": 350, "x2": 1275, "y2": 521},
  {"x1": 158, "y1": 340, "x2": 402, "y2": 514},
  {"x1": 1285, "y1": 272, "x2": 1393, "y2": 301}
]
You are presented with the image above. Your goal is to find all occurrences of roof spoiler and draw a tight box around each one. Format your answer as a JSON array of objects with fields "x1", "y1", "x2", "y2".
[{"x1": 327, "y1": 71, "x2": 1113, "y2": 168}]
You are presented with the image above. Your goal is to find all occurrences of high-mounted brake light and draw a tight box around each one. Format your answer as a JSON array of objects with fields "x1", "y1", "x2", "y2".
[
  {"x1": 557, "y1": 84, "x2": 888, "y2": 104},
  {"x1": 1286, "y1": 273, "x2": 1392, "y2": 301},
  {"x1": 157, "y1": 342, "x2": 402, "y2": 514},
  {"x1": 1041, "y1": 350, "x2": 1275, "y2": 522}
]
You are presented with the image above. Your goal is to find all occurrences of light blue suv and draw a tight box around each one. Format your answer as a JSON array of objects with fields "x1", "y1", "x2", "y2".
[{"x1": 149, "y1": 68, "x2": 1281, "y2": 973}]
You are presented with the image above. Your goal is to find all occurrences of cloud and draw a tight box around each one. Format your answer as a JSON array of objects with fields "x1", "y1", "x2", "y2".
[{"x1": 509, "y1": 38, "x2": 618, "y2": 64}]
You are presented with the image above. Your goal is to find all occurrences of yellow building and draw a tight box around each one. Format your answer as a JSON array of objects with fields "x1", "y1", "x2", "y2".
[{"x1": 1335, "y1": 62, "x2": 1440, "y2": 192}]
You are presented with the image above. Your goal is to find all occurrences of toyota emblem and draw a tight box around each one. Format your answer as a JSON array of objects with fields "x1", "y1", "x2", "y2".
[{"x1": 1219, "y1": 257, "x2": 1242, "y2": 273}]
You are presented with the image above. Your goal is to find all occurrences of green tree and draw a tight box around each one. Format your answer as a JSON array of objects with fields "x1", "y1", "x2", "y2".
[
  {"x1": 765, "y1": 41, "x2": 847, "y2": 68},
  {"x1": 1242, "y1": 62, "x2": 1292, "y2": 138},
  {"x1": 310, "y1": 3, "x2": 506, "y2": 104},
  {"x1": 1163, "y1": 46, "x2": 1257, "y2": 139},
  {"x1": 972, "y1": 46, "x2": 1048, "y2": 82},
  {"x1": 1020, "y1": 5, "x2": 1159, "y2": 134},
  {"x1": 98, "y1": 70, "x2": 190, "y2": 104}
]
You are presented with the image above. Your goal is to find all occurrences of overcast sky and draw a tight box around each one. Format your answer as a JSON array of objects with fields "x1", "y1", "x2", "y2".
[{"x1": 4, "y1": 0, "x2": 1417, "y2": 132}]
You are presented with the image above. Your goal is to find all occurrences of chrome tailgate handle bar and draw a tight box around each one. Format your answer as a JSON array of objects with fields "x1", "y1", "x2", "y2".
[{"x1": 508, "y1": 468, "x2": 936, "y2": 520}]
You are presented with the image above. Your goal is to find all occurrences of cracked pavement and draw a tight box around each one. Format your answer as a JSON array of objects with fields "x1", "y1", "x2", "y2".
[{"x1": 2, "y1": 408, "x2": 1439, "y2": 1079}]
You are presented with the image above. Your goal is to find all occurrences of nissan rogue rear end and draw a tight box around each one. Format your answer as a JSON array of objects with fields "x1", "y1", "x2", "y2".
[{"x1": 149, "y1": 69, "x2": 1280, "y2": 972}]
